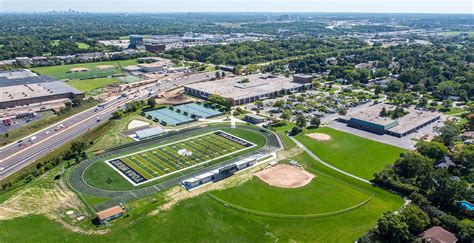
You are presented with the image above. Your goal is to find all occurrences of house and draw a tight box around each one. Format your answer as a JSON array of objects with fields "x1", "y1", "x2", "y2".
[
  {"x1": 95, "y1": 206, "x2": 125, "y2": 224},
  {"x1": 420, "y1": 226, "x2": 458, "y2": 243}
]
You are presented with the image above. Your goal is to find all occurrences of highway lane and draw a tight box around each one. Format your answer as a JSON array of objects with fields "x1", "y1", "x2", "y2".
[{"x1": 0, "y1": 72, "x2": 213, "y2": 180}]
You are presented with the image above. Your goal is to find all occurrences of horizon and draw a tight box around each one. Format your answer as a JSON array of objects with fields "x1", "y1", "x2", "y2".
[{"x1": 1, "y1": 0, "x2": 472, "y2": 14}]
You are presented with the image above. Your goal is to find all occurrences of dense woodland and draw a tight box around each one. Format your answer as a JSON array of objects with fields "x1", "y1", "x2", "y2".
[{"x1": 1, "y1": 13, "x2": 472, "y2": 59}]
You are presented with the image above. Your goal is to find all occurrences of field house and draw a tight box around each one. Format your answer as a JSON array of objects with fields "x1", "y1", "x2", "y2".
[{"x1": 106, "y1": 130, "x2": 256, "y2": 185}]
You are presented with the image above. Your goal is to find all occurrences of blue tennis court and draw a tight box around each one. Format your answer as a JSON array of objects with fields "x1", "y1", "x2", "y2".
[
  {"x1": 144, "y1": 108, "x2": 193, "y2": 126},
  {"x1": 175, "y1": 103, "x2": 223, "y2": 118}
]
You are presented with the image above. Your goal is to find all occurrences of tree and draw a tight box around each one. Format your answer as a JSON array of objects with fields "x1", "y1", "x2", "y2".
[
  {"x1": 394, "y1": 152, "x2": 434, "y2": 179},
  {"x1": 273, "y1": 100, "x2": 285, "y2": 109},
  {"x1": 111, "y1": 110, "x2": 124, "y2": 120},
  {"x1": 400, "y1": 205, "x2": 430, "y2": 235},
  {"x1": 434, "y1": 122, "x2": 460, "y2": 147},
  {"x1": 208, "y1": 94, "x2": 231, "y2": 108},
  {"x1": 215, "y1": 71, "x2": 221, "y2": 79},
  {"x1": 281, "y1": 109, "x2": 291, "y2": 121},
  {"x1": 147, "y1": 97, "x2": 157, "y2": 107},
  {"x1": 233, "y1": 65, "x2": 243, "y2": 75},
  {"x1": 296, "y1": 114, "x2": 307, "y2": 128},
  {"x1": 374, "y1": 85, "x2": 383, "y2": 96},
  {"x1": 415, "y1": 141, "x2": 448, "y2": 161},
  {"x1": 380, "y1": 107, "x2": 388, "y2": 117},
  {"x1": 310, "y1": 116, "x2": 321, "y2": 128},
  {"x1": 454, "y1": 144, "x2": 474, "y2": 169},
  {"x1": 375, "y1": 212, "x2": 412, "y2": 242},
  {"x1": 386, "y1": 80, "x2": 404, "y2": 93},
  {"x1": 254, "y1": 100, "x2": 264, "y2": 108}
]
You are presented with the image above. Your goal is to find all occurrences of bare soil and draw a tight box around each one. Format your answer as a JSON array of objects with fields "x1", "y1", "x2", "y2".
[
  {"x1": 256, "y1": 164, "x2": 315, "y2": 188},
  {"x1": 306, "y1": 133, "x2": 332, "y2": 141}
]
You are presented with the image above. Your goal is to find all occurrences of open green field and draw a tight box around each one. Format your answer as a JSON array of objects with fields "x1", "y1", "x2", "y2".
[
  {"x1": 440, "y1": 31, "x2": 474, "y2": 37},
  {"x1": 77, "y1": 42, "x2": 90, "y2": 49},
  {"x1": 107, "y1": 130, "x2": 255, "y2": 185},
  {"x1": 67, "y1": 77, "x2": 120, "y2": 92},
  {"x1": 50, "y1": 40, "x2": 90, "y2": 49},
  {"x1": 32, "y1": 59, "x2": 138, "y2": 80},
  {"x1": 296, "y1": 127, "x2": 406, "y2": 180},
  {"x1": 83, "y1": 126, "x2": 267, "y2": 190},
  {"x1": 0, "y1": 152, "x2": 403, "y2": 242}
]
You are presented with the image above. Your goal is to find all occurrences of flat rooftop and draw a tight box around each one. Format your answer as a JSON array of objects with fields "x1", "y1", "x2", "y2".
[
  {"x1": 0, "y1": 81, "x2": 83, "y2": 103},
  {"x1": 0, "y1": 70, "x2": 56, "y2": 87},
  {"x1": 185, "y1": 74, "x2": 304, "y2": 100},
  {"x1": 344, "y1": 103, "x2": 398, "y2": 127},
  {"x1": 343, "y1": 103, "x2": 441, "y2": 134}
]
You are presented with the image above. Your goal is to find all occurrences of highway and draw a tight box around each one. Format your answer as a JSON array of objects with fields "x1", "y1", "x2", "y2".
[{"x1": 0, "y1": 72, "x2": 213, "y2": 181}]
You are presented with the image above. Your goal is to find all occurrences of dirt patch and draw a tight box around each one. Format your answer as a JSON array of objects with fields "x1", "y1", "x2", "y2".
[
  {"x1": 96, "y1": 65, "x2": 114, "y2": 70},
  {"x1": 158, "y1": 88, "x2": 197, "y2": 105},
  {"x1": 306, "y1": 133, "x2": 331, "y2": 141},
  {"x1": 127, "y1": 119, "x2": 150, "y2": 130},
  {"x1": 70, "y1": 67, "x2": 89, "y2": 72},
  {"x1": 256, "y1": 164, "x2": 314, "y2": 188}
]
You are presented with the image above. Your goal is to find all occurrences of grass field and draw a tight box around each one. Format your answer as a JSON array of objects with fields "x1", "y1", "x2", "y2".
[
  {"x1": 269, "y1": 123, "x2": 297, "y2": 150},
  {"x1": 440, "y1": 31, "x2": 474, "y2": 37},
  {"x1": 83, "y1": 125, "x2": 267, "y2": 190},
  {"x1": 107, "y1": 130, "x2": 255, "y2": 185},
  {"x1": 0, "y1": 152, "x2": 403, "y2": 242},
  {"x1": 32, "y1": 59, "x2": 138, "y2": 80},
  {"x1": 67, "y1": 77, "x2": 120, "y2": 92},
  {"x1": 296, "y1": 127, "x2": 406, "y2": 180},
  {"x1": 77, "y1": 42, "x2": 90, "y2": 49}
]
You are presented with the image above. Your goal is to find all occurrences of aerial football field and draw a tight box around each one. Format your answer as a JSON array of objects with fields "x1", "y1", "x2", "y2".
[{"x1": 106, "y1": 130, "x2": 255, "y2": 185}]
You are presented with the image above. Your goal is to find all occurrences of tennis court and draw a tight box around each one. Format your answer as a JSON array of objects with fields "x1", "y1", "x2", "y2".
[
  {"x1": 144, "y1": 108, "x2": 193, "y2": 126},
  {"x1": 106, "y1": 130, "x2": 256, "y2": 185},
  {"x1": 174, "y1": 103, "x2": 223, "y2": 118}
]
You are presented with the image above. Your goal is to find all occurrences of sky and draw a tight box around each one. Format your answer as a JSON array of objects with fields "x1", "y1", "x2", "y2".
[{"x1": 0, "y1": 0, "x2": 472, "y2": 14}]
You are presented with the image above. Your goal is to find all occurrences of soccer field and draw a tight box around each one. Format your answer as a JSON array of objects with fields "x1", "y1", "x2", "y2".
[{"x1": 106, "y1": 130, "x2": 256, "y2": 185}]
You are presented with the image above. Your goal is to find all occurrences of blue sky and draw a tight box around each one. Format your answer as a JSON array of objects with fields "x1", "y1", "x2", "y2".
[{"x1": 0, "y1": 0, "x2": 472, "y2": 13}]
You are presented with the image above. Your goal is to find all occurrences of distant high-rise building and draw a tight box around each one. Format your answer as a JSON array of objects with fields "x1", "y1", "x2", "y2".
[{"x1": 129, "y1": 35, "x2": 144, "y2": 49}]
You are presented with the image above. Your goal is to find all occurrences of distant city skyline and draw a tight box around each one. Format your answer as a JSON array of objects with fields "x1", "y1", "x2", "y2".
[{"x1": 0, "y1": 0, "x2": 472, "y2": 14}]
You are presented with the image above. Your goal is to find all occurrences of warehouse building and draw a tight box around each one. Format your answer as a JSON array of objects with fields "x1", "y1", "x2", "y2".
[
  {"x1": 0, "y1": 81, "x2": 84, "y2": 109},
  {"x1": 0, "y1": 70, "x2": 56, "y2": 87},
  {"x1": 338, "y1": 103, "x2": 441, "y2": 138},
  {"x1": 184, "y1": 74, "x2": 313, "y2": 106}
]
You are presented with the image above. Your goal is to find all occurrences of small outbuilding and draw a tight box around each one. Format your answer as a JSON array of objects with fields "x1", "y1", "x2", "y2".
[
  {"x1": 95, "y1": 206, "x2": 125, "y2": 224},
  {"x1": 244, "y1": 114, "x2": 266, "y2": 124}
]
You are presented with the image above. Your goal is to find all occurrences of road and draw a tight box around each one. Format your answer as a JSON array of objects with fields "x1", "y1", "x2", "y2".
[{"x1": 0, "y1": 72, "x2": 213, "y2": 181}]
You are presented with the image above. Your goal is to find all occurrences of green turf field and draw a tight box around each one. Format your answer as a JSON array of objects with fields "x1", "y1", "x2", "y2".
[
  {"x1": 67, "y1": 77, "x2": 120, "y2": 92},
  {"x1": 32, "y1": 59, "x2": 138, "y2": 80},
  {"x1": 83, "y1": 126, "x2": 267, "y2": 190},
  {"x1": 106, "y1": 130, "x2": 256, "y2": 185},
  {"x1": 0, "y1": 152, "x2": 403, "y2": 242},
  {"x1": 296, "y1": 127, "x2": 406, "y2": 180}
]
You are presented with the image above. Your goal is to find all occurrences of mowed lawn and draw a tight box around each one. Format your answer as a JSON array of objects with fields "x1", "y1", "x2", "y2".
[
  {"x1": 296, "y1": 127, "x2": 406, "y2": 180},
  {"x1": 67, "y1": 77, "x2": 120, "y2": 92},
  {"x1": 0, "y1": 152, "x2": 403, "y2": 242},
  {"x1": 211, "y1": 171, "x2": 371, "y2": 215},
  {"x1": 32, "y1": 59, "x2": 138, "y2": 80}
]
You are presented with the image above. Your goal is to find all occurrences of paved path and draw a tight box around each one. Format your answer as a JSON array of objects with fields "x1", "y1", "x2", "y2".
[{"x1": 288, "y1": 136, "x2": 371, "y2": 184}]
